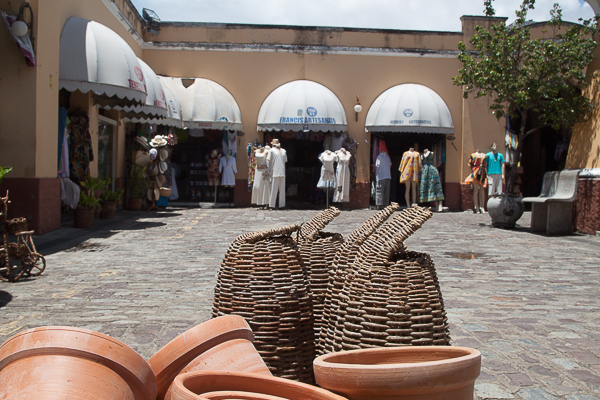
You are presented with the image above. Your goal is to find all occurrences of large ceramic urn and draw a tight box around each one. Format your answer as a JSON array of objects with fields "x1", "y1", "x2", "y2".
[
  {"x1": 487, "y1": 194, "x2": 525, "y2": 228},
  {"x1": 313, "y1": 346, "x2": 481, "y2": 400},
  {"x1": 0, "y1": 326, "x2": 157, "y2": 400}
]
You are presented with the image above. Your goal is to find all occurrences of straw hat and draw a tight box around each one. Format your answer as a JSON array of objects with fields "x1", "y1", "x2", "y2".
[
  {"x1": 150, "y1": 135, "x2": 168, "y2": 148},
  {"x1": 159, "y1": 148, "x2": 169, "y2": 161},
  {"x1": 135, "y1": 136, "x2": 149, "y2": 150},
  {"x1": 135, "y1": 150, "x2": 151, "y2": 167},
  {"x1": 154, "y1": 188, "x2": 161, "y2": 200},
  {"x1": 150, "y1": 164, "x2": 159, "y2": 176},
  {"x1": 159, "y1": 161, "x2": 168, "y2": 174},
  {"x1": 156, "y1": 174, "x2": 166, "y2": 186},
  {"x1": 271, "y1": 138, "x2": 280, "y2": 146}
]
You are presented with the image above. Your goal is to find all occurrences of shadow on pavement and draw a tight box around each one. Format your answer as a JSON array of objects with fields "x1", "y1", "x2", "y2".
[{"x1": 0, "y1": 290, "x2": 12, "y2": 307}]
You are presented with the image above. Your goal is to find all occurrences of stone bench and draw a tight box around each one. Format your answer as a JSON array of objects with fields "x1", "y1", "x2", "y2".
[{"x1": 522, "y1": 170, "x2": 580, "y2": 235}]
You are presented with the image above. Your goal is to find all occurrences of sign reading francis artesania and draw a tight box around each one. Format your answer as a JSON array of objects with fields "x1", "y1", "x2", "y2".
[{"x1": 279, "y1": 107, "x2": 337, "y2": 124}]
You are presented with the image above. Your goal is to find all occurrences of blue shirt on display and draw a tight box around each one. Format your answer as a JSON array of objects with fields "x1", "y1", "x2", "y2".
[{"x1": 486, "y1": 151, "x2": 505, "y2": 175}]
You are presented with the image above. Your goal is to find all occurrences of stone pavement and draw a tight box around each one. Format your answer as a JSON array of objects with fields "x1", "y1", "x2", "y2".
[{"x1": 1, "y1": 207, "x2": 599, "y2": 400}]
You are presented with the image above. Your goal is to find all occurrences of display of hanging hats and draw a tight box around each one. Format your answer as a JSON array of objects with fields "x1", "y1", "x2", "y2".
[
  {"x1": 149, "y1": 148, "x2": 158, "y2": 161},
  {"x1": 135, "y1": 136, "x2": 150, "y2": 150},
  {"x1": 159, "y1": 161, "x2": 168, "y2": 174},
  {"x1": 271, "y1": 138, "x2": 280, "y2": 146},
  {"x1": 156, "y1": 174, "x2": 166, "y2": 186},
  {"x1": 135, "y1": 150, "x2": 151, "y2": 167},
  {"x1": 150, "y1": 135, "x2": 168, "y2": 148},
  {"x1": 159, "y1": 148, "x2": 169, "y2": 161}
]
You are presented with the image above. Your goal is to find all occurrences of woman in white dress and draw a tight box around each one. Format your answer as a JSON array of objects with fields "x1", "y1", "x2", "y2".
[
  {"x1": 219, "y1": 152, "x2": 237, "y2": 186},
  {"x1": 333, "y1": 148, "x2": 351, "y2": 202},
  {"x1": 251, "y1": 147, "x2": 271, "y2": 205}
]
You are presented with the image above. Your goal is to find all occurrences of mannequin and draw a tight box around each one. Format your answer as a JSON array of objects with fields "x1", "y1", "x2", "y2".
[
  {"x1": 375, "y1": 141, "x2": 392, "y2": 208},
  {"x1": 267, "y1": 139, "x2": 287, "y2": 208},
  {"x1": 419, "y1": 148, "x2": 444, "y2": 212},
  {"x1": 466, "y1": 149, "x2": 487, "y2": 213},
  {"x1": 219, "y1": 150, "x2": 237, "y2": 187},
  {"x1": 334, "y1": 147, "x2": 351, "y2": 203},
  {"x1": 207, "y1": 149, "x2": 220, "y2": 186},
  {"x1": 399, "y1": 146, "x2": 422, "y2": 207},
  {"x1": 252, "y1": 146, "x2": 271, "y2": 207},
  {"x1": 485, "y1": 143, "x2": 505, "y2": 196},
  {"x1": 318, "y1": 150, "x2": 338, "y2": 207}
]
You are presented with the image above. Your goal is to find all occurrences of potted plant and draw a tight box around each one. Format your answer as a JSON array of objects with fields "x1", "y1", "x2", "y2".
[
  {"x1": 452, "y1": 0, "x2": 596, "y2": 228},
  {"x1": 127, "y1": 164, "x2": 147, "y2": 211},
  {"x1": 99, "y1": 187, "x2": 125, "y2": 219},
  {"x1": 0, "y1": 166, "x2": 11, "y2": 185},
  {"x1": 74, "y1": 176, "x2": 110, "y2": 228}
]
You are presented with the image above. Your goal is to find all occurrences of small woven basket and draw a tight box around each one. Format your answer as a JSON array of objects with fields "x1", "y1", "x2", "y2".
[
  {"x1": 159, "y1": 187, "x2": 171, "y2": 197},
  {"x1": 5, "y1": 218, "x2": 28, "y2": 235}
]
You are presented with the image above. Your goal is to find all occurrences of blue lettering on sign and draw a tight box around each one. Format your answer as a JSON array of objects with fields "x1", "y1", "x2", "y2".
[
  {"x1": 390, "y1": 120, "x2": 405, "y2": 124},
  {"x1": 307, "y1": 107, "x2": 318, "y2": 117},
  {"x1": 279, "y1": 117, "x2": 337, "y2": 124},
  {"x1": 403, "y1": 109, "x2": 413, "y2": 117}
]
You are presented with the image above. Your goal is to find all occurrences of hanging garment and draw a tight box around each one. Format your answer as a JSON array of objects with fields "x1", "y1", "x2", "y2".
[
  {"x1": 465, "y1": 153, "x2": 487, "y2": 187},
  {"x1": 251, "y1": 151, "x2": 271, "y2": 205},
  {"x1": 67, "y1": 113, "x2": 94, "y2": 183},
  {"x1": 219, "y1": 156, "x2": 237, "y2": 186},
  {"x1": 419, "y1": 152, "x2": 445, "y2": 203},
  {"x1": 207, "y1": 153, "x2": 221, "y2": 183},
  {"x1": 333, "y1": 151, "x2": 351, "y2": 203},
  {"x1": 399, "y1": 151, "x2": 421, "y2": 184},
  {"x1": 222, "y1": 130, "x2": 238, "y2": 158},
  {"x1": 247, "y1": 145, "x2": 257, "y2": 190},
  {"x1": 60, "y1": 177, "x2": 80, "y2": 209},
  {"x1": 341, "y1": 136, "x2": 358, "y2": 190}
]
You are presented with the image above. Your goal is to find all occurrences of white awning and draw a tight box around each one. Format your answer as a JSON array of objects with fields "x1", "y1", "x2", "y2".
[
  {"x1": 257, "y1": 80, "x2": 347, "y2": 132},
  {"x1": 365, "y1": 84, "x2": 454, "y2": 134},
  {"x1": 118, "y1": 58, "x2": 168, "y2": 118},
  {"x1": 167, "y1": 78, "x2": 243, "y2": 131},
  {"x1": 59, "y1": 17, "x2": 146, "y2": 108},
  {"x1": 124, "y1": 76, "x2": 183, "y2": 127}
]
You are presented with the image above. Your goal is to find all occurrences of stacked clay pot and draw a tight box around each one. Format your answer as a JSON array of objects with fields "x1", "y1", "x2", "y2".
[
  {"x1": 0, "y1": 326, "x2": 157, "y2": 400},
  {"x1": 170, "y1": 371, "x2": 348, "y2": 400},
  {"x1": 212, "y1": 224, "x2": 315, "y2": 383},
  {"x1": 147, "y1": 315, "x2": 271, "y2": 400},
  {"x1": 314, "y1": 346, "x2": 481, "y2": 400}
]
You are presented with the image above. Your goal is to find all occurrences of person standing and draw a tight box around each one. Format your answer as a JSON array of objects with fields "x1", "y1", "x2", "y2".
[
  {"x1": 485, "y1": 142, "x2": 505, "y2": 196},
  {"x1": 375, "y1": 141, "x2": 392, "y2": 208}
]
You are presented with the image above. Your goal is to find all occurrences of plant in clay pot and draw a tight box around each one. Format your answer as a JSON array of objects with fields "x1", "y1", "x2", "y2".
[
  {"x1": 128, "y1": 163, "x2": 147, "y2": 211},
  {"x1": 0, "y1": 326, "x2": 157, "y2": 400},
  {"x1": 169, "y1": 371, "x2": 347, "y2": 400},
  {"x1": 313, "y1": 346, "x2": 481, "y2": 400},
  {"x1": 452, "y1": 0, "x2": 596, "y2": 228},
  {"x1": 100, "y1": 187, "x2": 125, "y2": 219},
  {"x1": 74, "y1": 176, "x2": 110, "y2": 228}
]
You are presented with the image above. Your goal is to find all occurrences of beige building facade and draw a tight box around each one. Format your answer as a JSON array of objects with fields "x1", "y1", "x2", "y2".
[{"x1": 0, "y1": 0, "x2": 551, "y2": 233}]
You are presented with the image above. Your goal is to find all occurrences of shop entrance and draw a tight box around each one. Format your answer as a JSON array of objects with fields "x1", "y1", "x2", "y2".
[
  {"x1": 268, "y1": 132, "x2": 326, "y2": 208},
  {"x1": 370, "y1": 132, "x2": 447, "y2": 206},
  {"x1": 170, "y1": 129, "x2": 234, "y2": 204}
]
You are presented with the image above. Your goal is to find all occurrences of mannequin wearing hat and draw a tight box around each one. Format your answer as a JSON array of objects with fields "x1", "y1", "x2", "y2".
[
  {"x1": 375, "y1": 141, "x2": 392, "y2": 208},
  {"x1": 219, "y1": 150, "x2": 237, "y2": 187},
  {"x1": 207, "y1": 149, "x2": 221, "y2": 186},
  {"x1": 399, "y1": 144, "x2": 422, "y2": 207},
  {"x1": 267, "y1": 139, "x2": 287, "y2": 208}
]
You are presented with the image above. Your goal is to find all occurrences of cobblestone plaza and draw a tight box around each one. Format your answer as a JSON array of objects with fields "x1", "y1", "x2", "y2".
[{"x1": 1, "y1": 208, "x2": 599, "y2": 399}]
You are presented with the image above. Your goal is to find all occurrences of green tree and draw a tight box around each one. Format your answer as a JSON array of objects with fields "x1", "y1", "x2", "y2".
[{"x1": 452, "y1": 0, "x2": 597, "y2": 192}]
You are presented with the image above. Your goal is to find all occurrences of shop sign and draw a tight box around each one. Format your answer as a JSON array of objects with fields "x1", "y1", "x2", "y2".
[
  {"x1": 307, "y1": 107, "x2": 317, "y2": 117},
  {"x1": 403, "y1": 109, "x2": 413, "y2": 117},
  {"x1": 447, "y1": 135, "x2": 456, "y2": 141},
  {"x1": 279, "y1": 117, "x2": 336, "y2": 124}
]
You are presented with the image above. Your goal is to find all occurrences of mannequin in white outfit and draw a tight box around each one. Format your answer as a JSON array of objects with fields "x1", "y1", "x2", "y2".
[
  {"x1": 334, "y1": 147, "x2": 351, "y2": 202},
  {"x1": 219, "y1": 150, "x2": 237, "y2": 187},
  {"x1": 267, "y1": 139, "x2": 287, "y2": 209},
  {"x1": 251, "y1": 147, "x2": 271, "y2": 207}
]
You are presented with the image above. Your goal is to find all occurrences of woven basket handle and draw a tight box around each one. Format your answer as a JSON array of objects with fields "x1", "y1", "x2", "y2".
[
  {"x1": 299, "y1": 207, "x2": 341, "y2": 241},
  {"x1": 242, "y1": 223, "x2": 302, "y2": 243}
]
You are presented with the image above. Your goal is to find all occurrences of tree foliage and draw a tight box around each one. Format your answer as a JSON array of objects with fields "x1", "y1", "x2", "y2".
[{"x1": 453, "y1": 0, "x2": 597, "y2": 192}]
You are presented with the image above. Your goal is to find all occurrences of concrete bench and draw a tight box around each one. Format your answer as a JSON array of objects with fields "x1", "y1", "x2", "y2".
[{"x1": 522, "y1": 170, "x2": 580, "y2": 235}]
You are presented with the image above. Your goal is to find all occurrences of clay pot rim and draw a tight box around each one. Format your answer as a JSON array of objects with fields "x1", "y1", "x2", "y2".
[
  {"x1": 314, "y1": 346, "x2": 480, "y2": 371},
  {"x1": 199, "y1": 390, "x2": 287, "y2": 400},
  {"x1": 0, "y1": 326, "x2": 157, "y2": 400},
  {"x1": 149, "y1": 315, "x2": 254, "y2": 400},
  {"x1": 172, "y1": 371, "x2": 347, "y2": 400}
]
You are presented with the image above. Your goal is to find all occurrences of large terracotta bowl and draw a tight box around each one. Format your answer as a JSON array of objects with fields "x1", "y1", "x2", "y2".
[
  {"x1": 0, "y1": 326, "x2": 157, "y2": 400},
  {"x1": 313, "y1": 346, "x2": 481, "y2": 400},
  {"x1": 170, "y1": 371, "x2": 348, "y2": 400}
]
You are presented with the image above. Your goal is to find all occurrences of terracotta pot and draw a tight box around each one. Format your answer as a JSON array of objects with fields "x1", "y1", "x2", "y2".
[
  {"x1": 100, "y1": 201, "x2": 117, "y2": 219},
  {"x1": 313, "y1": 346, "x2": 481, "y2": 400},
  {"x1": 487, "y1": 194, "x2": 525, "y2": 229},
  {"x1": 73, "y1": 206, "x2": 94, "y2": 229},
  {"x1": 170, "y1": 371, "x2": 348, "y2": 400},
  {"x1": 164, "y1": 339, "x2": 272, "y2": 400},
  {"x1": 128, "y1": 198, "x2": 143, "y2": 211},
  {"x1": 149, "y1": 315, "x2": 256, "y2": 400},
  {"x1": 198, "y1": 391, "x2": 285, "y2": 400},
  {"x1": 0, "y1": 326, "x2": 157, "y2": 400}
]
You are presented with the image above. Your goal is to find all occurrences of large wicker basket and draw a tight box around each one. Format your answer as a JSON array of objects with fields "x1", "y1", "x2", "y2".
[
  {"x1": 4, "y1": 218, "x2": 28, "y2": 235},
  {"x1": 212, "y1": 224, "x2": 315, "y2": 383}
]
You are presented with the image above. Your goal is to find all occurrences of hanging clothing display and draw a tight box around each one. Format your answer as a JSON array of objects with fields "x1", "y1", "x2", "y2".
[
  {"x1": 247, "y1": 144, "x2": 257, "y2": 191},
  {"x1": 333, "y1": 150, "x2": 351, "y2": 203},
  {"x1": 251, "y1": 151, "x2": 271, "y2": 205},
  {"x1": 222, "y1": 130, "x2": 238, "y2": 158},
  {"x1": 399, "y1": 151, "x2": 421, "y2": 184},
  {"x1": 219, "y1": 156, "x2": 237, "y2": 186},
  {"x1": 419, "y1": 151, "x2": 445, "y2": 203},
  {"x1": 207, "y1": 152, "x2": 221, "y2": 183},
  {"x1": 465, "y1": 152, "x2": 487, "y2": 187},
  {"x1": 67, "y1": 112, "x2": 94, "y2": 183},
  {"x1": 341, "y1": 136, "x2": 358, "y2": 190}
]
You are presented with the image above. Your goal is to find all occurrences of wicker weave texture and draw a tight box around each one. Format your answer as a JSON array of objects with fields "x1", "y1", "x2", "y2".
[
  {"x1": 297, "y1": 207, "x2": 340, "y2": 242},
  {"x1": 211, "y1": 224, "x2": 315, "y2": 383}
]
